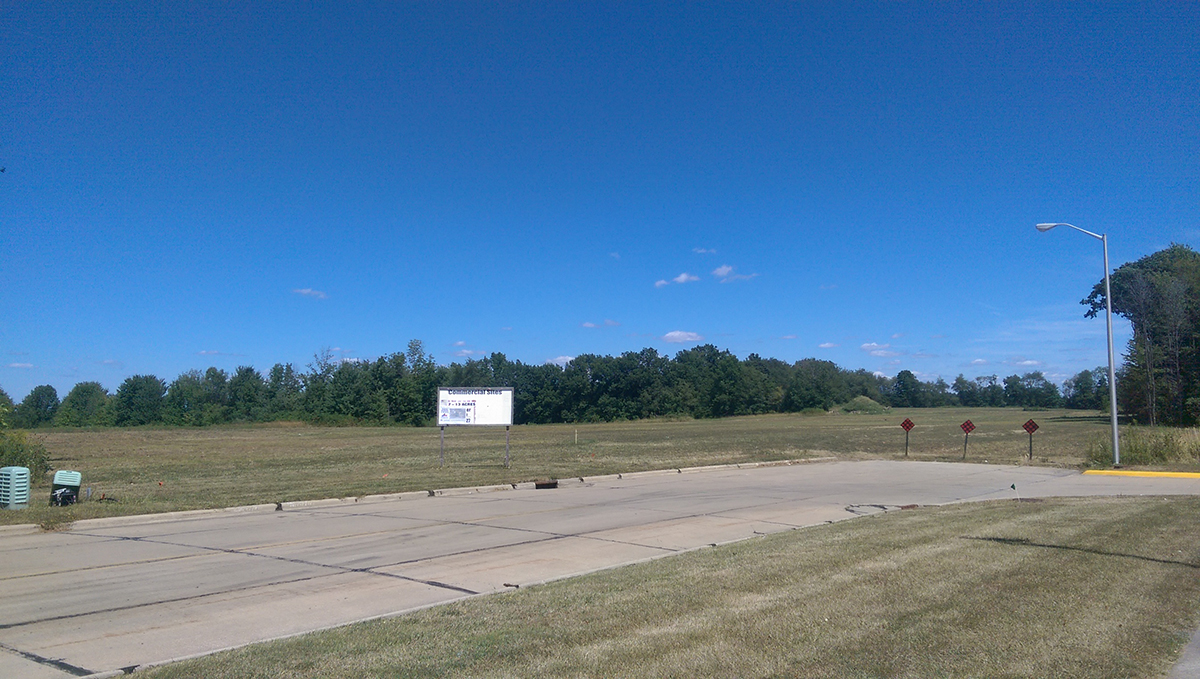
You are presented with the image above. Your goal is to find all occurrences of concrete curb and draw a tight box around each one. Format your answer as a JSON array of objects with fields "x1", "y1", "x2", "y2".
[
  {"x1": 0, "y1": 523, "x2": 41, "y2": 536},
  {"x1": 1084, "y1": 470, "x2": 1200, "y2": 479},
  {"x1": 1, "y1": 456, "x2": 840, "y2": 534}
]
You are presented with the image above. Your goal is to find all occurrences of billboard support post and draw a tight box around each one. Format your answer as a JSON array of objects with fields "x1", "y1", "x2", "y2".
[{"x1": 437, "y1": 387, "x2": 515, "y2": 468}]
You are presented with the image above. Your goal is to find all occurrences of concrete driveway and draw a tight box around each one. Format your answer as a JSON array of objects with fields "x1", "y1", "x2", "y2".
[{"x1": 2, "y1": 459, "x2": 1199, "y2": 678}]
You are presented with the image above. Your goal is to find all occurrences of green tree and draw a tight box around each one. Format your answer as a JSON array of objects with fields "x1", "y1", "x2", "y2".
[
  {"x1": 783, "y1": 359, "x2": 845, "y2": 411},
  {"x1": 164, "y1": 371, "x2": 206, "y2": 425},
  {"x1": 975, "y1": 375, "x2": 1005, "y2": 406},
  {"x1": 1063, "y1": 369, "x2": 1102, "y2": 410},
  {"x1": 302, "y1": 349, "x2": 338, "y2": 417},
  {"x1": 228, "y1": 366, "x2": 266, "y2": 421},
  {"x1": 1002, "y1": 374, "x2": 1027, "y2": 407},
  {"x1": 266, "y1": 363, "x2": 303, "y2": 418},
  {"x1": 199, "y1": 368, "x2": 231, "y2": 424},
  {"x1": 0, "y1": 386, "x2": 13, "y2": 428},
  {"x1": 890, "y1": 370, "x2": 926, "y2": 408},
  {"x1": 114, "y1": 375, "x2": 167, "y2": 426},
  {"x1": 55, "y1": 382, "x2": 111, "y2": 426},
  {"x1": 952, "y1": 374, "x2": 981, "y2": 407},
  {"x1": 1084, "y1": 243, "x2": 1200, "y2": 425},
  {"x1": 12, "y1": 385, "x2": 59, "y2": 428}
]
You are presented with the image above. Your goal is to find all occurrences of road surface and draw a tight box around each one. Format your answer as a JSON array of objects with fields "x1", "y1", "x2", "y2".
[{"x1": 2, "y1": 459, "x2": 1198, "y2": 678}]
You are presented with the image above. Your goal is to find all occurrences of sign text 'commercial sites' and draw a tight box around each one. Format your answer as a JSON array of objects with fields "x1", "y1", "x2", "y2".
[{"x1": 437, "y1": 387, "x2": 513, "y2": 427}]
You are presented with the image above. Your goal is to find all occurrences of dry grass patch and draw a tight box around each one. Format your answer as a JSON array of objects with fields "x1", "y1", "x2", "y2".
[{"x1": 144, "y1": 496, "x2": 1200, "y2": 678}]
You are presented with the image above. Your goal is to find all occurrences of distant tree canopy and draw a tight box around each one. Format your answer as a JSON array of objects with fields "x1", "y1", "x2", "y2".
[
  {"x1": 1084, "y1": 243, "x2": 1200, "y2": 426},
  {"x1": 12, "y1": 385, "x2": 59, "y2": 429},
  {"x1": 0, "y1": 386, "x2": 14, "y2": 428},
  {"x1": 56, "y1": 382, "x2": 111, "y2": 427},
  {"x1": 0, "y1": 339, "x2": 1101, "y2": 430}
]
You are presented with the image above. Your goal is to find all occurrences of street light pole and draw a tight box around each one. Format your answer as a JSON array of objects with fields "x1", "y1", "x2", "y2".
[{"x1": 1036, "y1": 223, "x2": 1120, "y2": 466}]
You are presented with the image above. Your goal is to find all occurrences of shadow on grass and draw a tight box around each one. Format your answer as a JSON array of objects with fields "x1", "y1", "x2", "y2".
[
  {"x1": 1046, "y1": 414, "x2": 1110, "y2": 423},
  {"x1": 964, "y1": 536, "x2": 1200, "y2": 569}
]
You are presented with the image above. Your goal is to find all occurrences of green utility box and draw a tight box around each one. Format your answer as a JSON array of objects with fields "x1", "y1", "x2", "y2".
[
  {"x1": 1, "y1": 466, "x2": 31, "y2": 510},
  {"x1": 52, "y1": 470, "x2": 82, "y2": 506}
]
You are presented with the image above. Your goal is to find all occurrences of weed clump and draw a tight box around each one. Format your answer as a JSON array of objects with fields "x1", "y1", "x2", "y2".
[
  {"x1": 0, "y1": 430, "x2": 50, "y2": 477},
  {"x1": 1088, "y1": 427, "x2": 1200, "y2": 467}
]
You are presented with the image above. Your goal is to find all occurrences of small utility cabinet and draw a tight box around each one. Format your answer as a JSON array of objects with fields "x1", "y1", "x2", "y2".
[
  {"x1": 51, "y1": 470, "x2": 82, "y2": 506},
  {"x1": 1, "y1": 466, "x2": 31, "y2": 510}
]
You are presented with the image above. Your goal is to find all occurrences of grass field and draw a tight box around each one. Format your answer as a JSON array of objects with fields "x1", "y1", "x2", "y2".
[
  {"x1": 141, "y1": 495, "x2": 1200, "y2": 679},
  {"x1": 4, "y1": 408, "x2": 1133, "y2": 527}
]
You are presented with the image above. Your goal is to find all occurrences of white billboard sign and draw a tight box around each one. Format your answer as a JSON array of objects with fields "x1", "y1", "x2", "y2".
[{"x1": 437, "y1": 387, "x2": 513, "y2": 426}]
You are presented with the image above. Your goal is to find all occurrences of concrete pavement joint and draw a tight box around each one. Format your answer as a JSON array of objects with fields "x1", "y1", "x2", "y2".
[
  {"x1": 76, "y1": 531, "x2": 485, "y2": 596},
  {"x1": 0, "y1": 550, "x2": 202, "y2": 584},
  {"x1": 109, "y1": 592, "x2": 485, "y2": 678},
  {"x1": 0, "y1": 641, "x2": 94, "y2": 676},
  {"x1": 0, "y1": 571, "x2": 341, "y2": 631}
]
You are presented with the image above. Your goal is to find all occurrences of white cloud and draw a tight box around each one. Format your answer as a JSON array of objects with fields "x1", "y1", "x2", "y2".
[
  {"x1": 891, "y1": 333, "x2": 904, "y2": 339},
  {"x1": 1015, "y1": 359, "x2": 1042, "y2": 366},
  {"x1": 546, "y1": 356, "x2": 574, "y2": 367},
  {"x1": 819, "y1": 342, "x2": 837, "y2": 348},
  {"x1": 673, "y1": 272, "x2": 700, "y2": 284},
  {"x1": 293, "y1": 288, "x2": 328, "y2": 299},
  {"x1": 581, "y1": 322, "x2": 598, "y2": 328},
  {"x1": 198, "y1": 350, "x2": 222, "y2": 355},
  {"x1": 501, "y1": 326, "x2": 512, "y2": 331},
  {"x1": 604, "y1": 319, "x2": 620, "y2": 326},
  {"x1": 654, "y1": 279, "x2": 670, "y2": 288},
  {"x1": 455, "y1": 349, "x2": 485, "y2": 358},
  {"x1": 453, "y1": 341, "x2": 466, "y2": 346},
  {"x1": 712, "y1": 264, "x2": 758, "y2": 283},
  {"x1": 7, "y1": 363, "x2": 33, "y2": 369},
  {"x1": 726, "y1": 273, "x2": 759, "y2": 282},
  {"x1": 781, "y1": 334, "x2": 797, "y2": 340},
  {"x1": 693, "y1": 247, "x2": 716, "y2": 254},
  {"x1": 861, "y1": 342, "x2": 900, "y2": 357},
  {"x1": 820, "y1": 284, "x2": 838, "y2": 290},
  {"x1": 662, "y1": 330, "x2": 704, "y2": 343},
  {"x1": 609, "y1": 252, "x2": 620, "y2": 259},
  {"x1": 873, "y1": 371, "x2": 887, "y2": 378},
  {"x1": 971, "y1": 358, "x2": 988, "y2": 365}
]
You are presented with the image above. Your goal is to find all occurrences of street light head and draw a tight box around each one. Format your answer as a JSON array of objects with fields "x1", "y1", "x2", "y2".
[{"x1": 1036, "y1": 223, "x2": 1060, "y2": 232}]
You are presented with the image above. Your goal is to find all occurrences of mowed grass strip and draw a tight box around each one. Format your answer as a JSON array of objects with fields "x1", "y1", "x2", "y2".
[
  {"x1": 143, "y1": 496, "x2": 1200, "y2": 679},
  {"x1": 10, "y1": 408, "x2": 1115, "y2": 526}
]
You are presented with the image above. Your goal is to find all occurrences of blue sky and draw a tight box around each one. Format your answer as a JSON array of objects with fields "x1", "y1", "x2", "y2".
[{"x1": 2, "y1": 2, "x2": 1197, "y2": 402}]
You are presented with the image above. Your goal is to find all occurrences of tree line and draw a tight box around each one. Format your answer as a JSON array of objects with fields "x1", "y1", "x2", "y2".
[
  {"x1": 1, "y1": 340, "x2": 1111, "y2": 430},
  {"x1": 1083, "y1": 243, "x2": 1200, "y2": 426},
  {"x1": 7, "y1": 244, "x2": 1192, "y2": 430}
]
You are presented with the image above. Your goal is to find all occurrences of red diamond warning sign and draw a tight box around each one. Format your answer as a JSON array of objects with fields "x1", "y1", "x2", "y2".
[
  {"x1": 961, "y1": 420, "x2": 975, "y2": 434},
  {"x1": 1023, "y1": 419, "x2": 1039, "y2": 434},
  {"x1": 901, "y1": 418, "x2": 915, "y2": 432}
]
